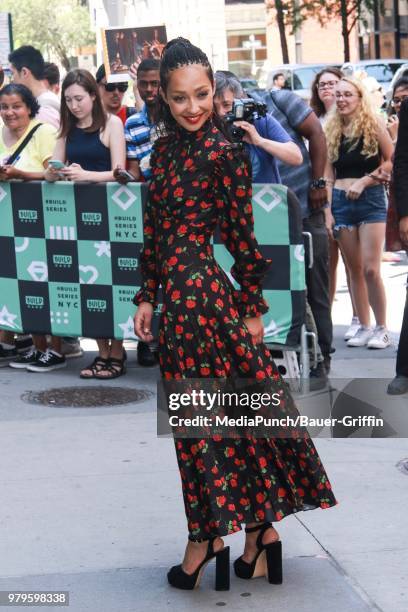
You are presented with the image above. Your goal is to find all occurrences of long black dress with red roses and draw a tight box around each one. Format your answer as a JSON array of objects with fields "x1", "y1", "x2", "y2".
[{"x1": 134, "y1": 119, "x2": 337, "y2": 540}]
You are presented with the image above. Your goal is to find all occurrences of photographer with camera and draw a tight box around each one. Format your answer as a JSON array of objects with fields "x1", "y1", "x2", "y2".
[{"x1": 214, "y1": 72, "x2": 302, "y2": 183}]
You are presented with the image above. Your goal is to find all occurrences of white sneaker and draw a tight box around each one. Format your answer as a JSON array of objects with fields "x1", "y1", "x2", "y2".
[
  {"x1": 344, "y1": 317, "x2": 361, "y2": 340},
  {"x1": 347, "y1": 326, "x2": 373, "y2": 347},
  {"x1": 367, "y1": 326, "x2": 391, "y2": 349}
]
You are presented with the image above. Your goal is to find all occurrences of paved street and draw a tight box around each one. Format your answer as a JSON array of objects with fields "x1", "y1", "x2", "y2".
[{"x1": 0, "y1": 255, "x2": 407, "y2": 612}]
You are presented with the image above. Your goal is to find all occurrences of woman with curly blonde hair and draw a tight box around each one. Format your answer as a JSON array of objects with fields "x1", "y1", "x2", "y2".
[{"x1": 325, "y1": 77, "x2": 393, "y2": 349}]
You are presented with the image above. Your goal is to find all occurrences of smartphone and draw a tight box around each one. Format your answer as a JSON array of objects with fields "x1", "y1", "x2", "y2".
[
  {"x1": 117, "y1": 169, "x2": 136, "y2": 182},
  {"x1": 48, "y1": 160, "x2": 66, "y2": 170}
]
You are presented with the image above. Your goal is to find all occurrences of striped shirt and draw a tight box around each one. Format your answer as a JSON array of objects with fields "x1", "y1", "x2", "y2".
[{"x1": 125, "y1": 105, "x2": 157, "y2": 179}]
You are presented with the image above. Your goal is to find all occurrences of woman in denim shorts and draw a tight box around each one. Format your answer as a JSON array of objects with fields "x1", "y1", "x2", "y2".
[{"x1": 325, "y1": 77, "x2": 394, "y2": 349}]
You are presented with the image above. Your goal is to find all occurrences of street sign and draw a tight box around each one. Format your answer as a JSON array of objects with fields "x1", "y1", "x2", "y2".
[{"x1": 0, "y1": 12, "x2": 12, "y2": 68}]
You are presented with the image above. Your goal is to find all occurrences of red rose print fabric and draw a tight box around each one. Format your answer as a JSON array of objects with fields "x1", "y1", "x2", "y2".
[{"x1": 134, "y1": 120, "x2": 337, "y2": 539}]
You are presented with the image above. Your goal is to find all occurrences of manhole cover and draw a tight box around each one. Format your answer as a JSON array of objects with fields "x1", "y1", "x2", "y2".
[
  {"x1": 21, "y1": 386, "x2": 153, "y2": 408},
  {"x1": 396, "y1": 458, "x2": 408, "y2": 475}
]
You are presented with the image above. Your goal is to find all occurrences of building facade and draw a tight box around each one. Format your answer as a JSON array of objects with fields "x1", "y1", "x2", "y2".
[
  {"x1": 359, "y1": 0, "x2": 408, "y2": 59},
  {"x1": 225, "y1": 0, "x2": 358, "y2": 78}
]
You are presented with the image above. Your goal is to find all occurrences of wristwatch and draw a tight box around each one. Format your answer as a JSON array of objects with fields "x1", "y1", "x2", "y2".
[{"x1": 310, "y1": 178, "x2": 327, "y2": 189}]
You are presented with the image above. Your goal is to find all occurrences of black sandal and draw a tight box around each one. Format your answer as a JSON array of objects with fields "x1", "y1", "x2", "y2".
[
  {"x1": 94, "y1": 353, "x2": 127, "y2": 379},
  {"x1": 79, "y1": 356, "x2": 109, "y2": 379},
  {"x1": 234, "y1": 523, "x2": 282, "y2": 584},
  {"x1": 167, "y1": 536, "x2": 230, "y2": 591}
]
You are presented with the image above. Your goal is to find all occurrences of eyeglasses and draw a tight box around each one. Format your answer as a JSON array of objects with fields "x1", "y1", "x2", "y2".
[
  {"x1": 318, "y1": 80, "x2": 339, "y2": 90},
  {"x1": 335, "y1": 92, "x2": 360, "y2": 99},
  {"x1": 391, "y1": 95, "x2": 408, "y2": 106},
  {"x1": 102, "y1": 82, "x2": 128, "y2": 93}
]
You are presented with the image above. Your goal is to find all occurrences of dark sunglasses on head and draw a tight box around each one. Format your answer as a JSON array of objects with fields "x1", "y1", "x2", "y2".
[{"x1": 102, "y1": 82, "x2": 128, "y2": 93}]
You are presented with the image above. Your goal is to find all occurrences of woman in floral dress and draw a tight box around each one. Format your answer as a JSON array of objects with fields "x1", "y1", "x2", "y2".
[{"x1": 134, "y1": 38, "x2": 337, "y2": 591}]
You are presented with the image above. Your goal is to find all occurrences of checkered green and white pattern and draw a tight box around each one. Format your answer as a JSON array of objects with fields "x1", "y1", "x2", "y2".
[
  {"x1": 214, "y1": 184, "x2": 305, "y2": 346},
  {"x1": 0, "y1": 181, "x2": 145, "y2": 341},
  {"x1": 0, "y1": 182, "x2": 305, "y2": 345}
]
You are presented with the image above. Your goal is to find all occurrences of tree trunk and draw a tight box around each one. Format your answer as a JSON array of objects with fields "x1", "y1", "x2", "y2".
[
  {"x1": 58, "y1": 48, "x2": 71, "y2": 72},
  {"x1": 340, "y1": 0, "x2": 350, "y2": 61},
  {"x1": 275, "y1": 0, "x2": 290, "y2": 63}
]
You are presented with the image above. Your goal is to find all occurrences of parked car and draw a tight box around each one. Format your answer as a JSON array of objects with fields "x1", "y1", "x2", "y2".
[
  {"x1": 341, "y1": 59, "x2": 407, "y2": 92},
  {"x1": 239, "y1": 77, "x2": 259, "y2": 93},
  {"x1": 257, "y1": 63, "x2": 342, "y2": 101}
]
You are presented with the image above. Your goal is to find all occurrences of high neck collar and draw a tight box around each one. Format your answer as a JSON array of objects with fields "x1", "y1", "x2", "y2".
[{"x1": 175, "y1": 117, "x2": 213, "y2": 142}]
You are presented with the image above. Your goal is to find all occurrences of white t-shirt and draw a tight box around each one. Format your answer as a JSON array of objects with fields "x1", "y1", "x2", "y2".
[{"x1": 36, "y1": 90, "x2": 60, "y2": 129}]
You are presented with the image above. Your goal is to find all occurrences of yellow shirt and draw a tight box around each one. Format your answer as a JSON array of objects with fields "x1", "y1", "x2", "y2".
[{"x1": 0, "y1": 119, "x2": 57, "y2": 172}]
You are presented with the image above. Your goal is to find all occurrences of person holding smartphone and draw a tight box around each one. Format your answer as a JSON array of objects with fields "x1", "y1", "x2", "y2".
[{"x1": 45, "y1": 68, "x2": 127, "y2": 379}]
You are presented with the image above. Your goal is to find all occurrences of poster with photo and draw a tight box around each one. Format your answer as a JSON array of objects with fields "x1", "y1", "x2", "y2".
[{"x1": 101, "y1": 24, "x2": 167, "y2": 82}]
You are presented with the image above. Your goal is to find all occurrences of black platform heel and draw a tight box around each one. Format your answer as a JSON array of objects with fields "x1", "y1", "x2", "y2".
[
  {"x1": 234, "y1": 523, "x2": 282, "y2": 584},
  {"x1": 167, "y1": 537, "x2": 230, "y2": 591}
]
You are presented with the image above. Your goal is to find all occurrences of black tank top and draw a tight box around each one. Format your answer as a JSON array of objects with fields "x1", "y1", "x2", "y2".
[
  {"x1": 66, "y1": 126, "x2": 111, "y2": 171},
  {"x1": 333, "y1": 136, "x2": 380, "y2": 179}
]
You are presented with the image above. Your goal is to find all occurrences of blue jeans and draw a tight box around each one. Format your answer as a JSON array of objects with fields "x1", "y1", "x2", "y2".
[{"x1": 332, "y1": 185, "x2": 387, "y2": 233}]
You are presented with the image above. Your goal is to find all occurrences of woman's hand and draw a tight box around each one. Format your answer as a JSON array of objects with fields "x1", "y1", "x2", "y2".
[
  {"x1": 367, "y1": 164, "x2": 391, "y2": 185},
  {"x1": 60, "y1": 163, "x2": 89, "y2": 182},
  {"x1": 346, "y1": 178, "x2": 367, "y2": 200},
  {"x1": 387, "y1": 114, "x2": 399, "y2": 142},
  {"x1": 0, "y1": 165, "x2": 24, "y2": 180},
  {"x1": 233, "y1": 121, "x2": 263, "y2": 147},
  {"x1": 244, "y1": 316, "x2": 264, "y2": 345},
  {"x1": 134, "y1": 302, "x2": 154, "y2": 342},
  {"x1": 45, "y1": 165, "x2": 62, "y2": 182},
  {"x1": 324, "y1": 207, "x2": 335, "y2": 240},
  {"x1": 113, "y1": 165, "x2": 135, "y2": 185}
]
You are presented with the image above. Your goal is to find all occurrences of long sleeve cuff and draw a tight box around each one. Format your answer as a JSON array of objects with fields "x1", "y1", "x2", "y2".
[
  {"x1": 133, "y1": 282, "x2": 158, "y2": 307},
  {"x1": 234, "y1": 287, "x2": 270, "y2": 318}
]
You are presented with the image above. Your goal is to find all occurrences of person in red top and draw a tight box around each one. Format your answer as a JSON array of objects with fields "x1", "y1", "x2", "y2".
[{"x1": 95, "y1": 64, "x2": 135, "y2": 126}]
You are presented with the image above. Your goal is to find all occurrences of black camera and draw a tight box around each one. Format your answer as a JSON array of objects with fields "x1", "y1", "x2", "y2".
[{"x1": 224, "y1": 98, "x2": 267, "y2": 141}]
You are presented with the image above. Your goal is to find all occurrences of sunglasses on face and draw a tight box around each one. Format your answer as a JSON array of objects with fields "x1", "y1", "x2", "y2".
[{"x1": 102, "y1": 82, "x2": 128, "y2": 93}]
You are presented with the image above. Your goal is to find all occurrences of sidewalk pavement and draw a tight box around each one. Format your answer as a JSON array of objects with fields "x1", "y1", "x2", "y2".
[{"x1": 0, "y1": 256, "x2": 407, "y2": 611}]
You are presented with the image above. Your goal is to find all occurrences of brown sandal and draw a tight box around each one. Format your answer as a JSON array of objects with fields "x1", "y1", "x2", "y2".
[{"x1": 79, "y1": 356, "x2": 109, "y2": 379}]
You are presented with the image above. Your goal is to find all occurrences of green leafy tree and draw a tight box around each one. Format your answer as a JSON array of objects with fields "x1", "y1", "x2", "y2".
[
  {"x1": 265, "y1": 0, "x2": 384, "y2": 63},
  {"x1": 0, "y1": 0, "x2": 95, "y2": 71}
]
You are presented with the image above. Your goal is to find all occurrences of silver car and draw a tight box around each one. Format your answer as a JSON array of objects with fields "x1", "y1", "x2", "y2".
[
  {"x1": 258, "y1": 63, "x2": 341, "y2": 101},
  {"x1": 342, "y1": 59, "x2": 407, "y2": 93}
]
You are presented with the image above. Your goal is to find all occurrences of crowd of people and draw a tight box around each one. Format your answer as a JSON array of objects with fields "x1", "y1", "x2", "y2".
[
  {"x1": 0, "y1": 36, "x2": 407, "y2": 593},
  {"x1": 0, "y1": 43, "x2": 407, "y2": 396}
]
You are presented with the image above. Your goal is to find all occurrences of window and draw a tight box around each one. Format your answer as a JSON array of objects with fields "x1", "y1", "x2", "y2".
[{"x1": 227, "y1": 30, "x2": 267, "y2": 76}]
